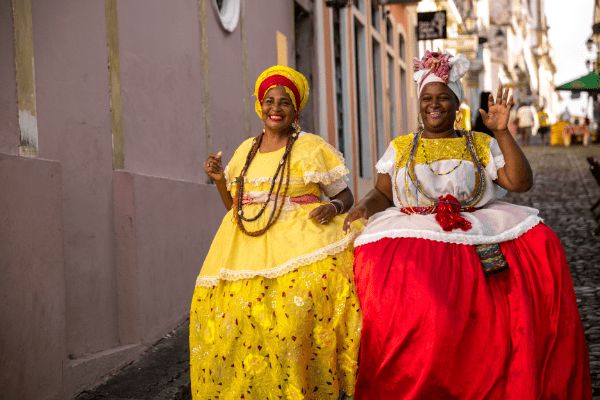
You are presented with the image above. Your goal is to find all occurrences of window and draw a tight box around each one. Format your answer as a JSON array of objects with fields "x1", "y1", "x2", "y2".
[
  {"x1": 373, "y1": 39, "x2": 385, "y2": 158},
  {"x1": 398, "y1": 32, "x2": 409, "y2": 134},
  {"x1": 387, "y1": 54, "x2": 398, "y2": 139},
  {"x1": 354, "y1": 20, "x2": 372, "y2": 178},
  {"x1": 333, "y1": 8, "x2": 346, "y2": 155},
  {"x1": 212, "y1": 0, "x2": 239, "y2": 32}
]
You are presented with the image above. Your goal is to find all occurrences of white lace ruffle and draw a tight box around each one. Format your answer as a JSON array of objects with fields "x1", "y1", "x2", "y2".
[
  {"x1": 320, "y1": 178, "x2": 348, "y2": 198},
  {"x1": 354, "y1": 212, "x2": 542, "y2": 247},
  {"x1": 195, "y1": 232, "x2": 357, "y2": 287},
  {"x1": 303, "y1": 164, "x2": 350, "y2": 185}
]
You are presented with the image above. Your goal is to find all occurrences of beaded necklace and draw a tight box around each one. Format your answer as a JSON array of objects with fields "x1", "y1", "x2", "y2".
[
  {"x1": 420, "y1": 132, "x2": 468, "y2": 176},
  {"x1": 234, "y1": 130, "x2": 298, "y2": 236},
  {"x1": 393, "y1": 130, "x2": 486, "y2": 213}
]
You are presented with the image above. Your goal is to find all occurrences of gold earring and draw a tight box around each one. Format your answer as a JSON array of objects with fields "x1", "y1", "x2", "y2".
[
  {"x1": 455, "y1": 112, "x2": 462, "y2": 124},
  {"x1": 417, "y1": 113, "x2": 424, "y2": 130}
]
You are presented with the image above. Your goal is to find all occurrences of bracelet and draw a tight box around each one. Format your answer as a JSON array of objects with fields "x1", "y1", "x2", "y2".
[{"x1": 329, "y1": 199, "x2": 344, "y2": 214}]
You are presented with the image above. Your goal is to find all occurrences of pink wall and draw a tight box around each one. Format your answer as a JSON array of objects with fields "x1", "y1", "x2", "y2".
[
  {"x1": 32, "y1": 0, "x2": 119, "y2": 357},
  {"x1": 0, "y1": 0, "x2": 19, "y2": 154},
  {"x1": 0, "y1": 155, "x2": 65, "y2": 400},
  {"x1": 113, "y1": 172, "x2": 223, "y2": 342},
  {"x1": 117, "y1": 0, "x2": 205, "y2": 182},
  {"x1": 1, "y1": 0, "x2": 301, "y2": 398}
]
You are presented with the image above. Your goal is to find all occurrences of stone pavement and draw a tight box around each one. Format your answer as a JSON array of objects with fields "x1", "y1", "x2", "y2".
[
  {"x1": 77, "y1": 143, "x2": 600, "y2": 400},
  {"x1": 504, "y1": 143, "x2": 600, "y2": 397}
]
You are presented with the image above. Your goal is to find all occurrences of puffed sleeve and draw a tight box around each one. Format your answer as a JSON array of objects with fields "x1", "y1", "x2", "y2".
[
  {"x1": 485, "y1": 138, "x2": 506, "y2": 181},
  {"x1": 224, "y1": 138, "x2": 253, "y2": 190},
  {"x1": 375, "y1": 142, "x2": 397, "y2": 176},
  {"x1": 300, "y1": 136, "x2": 350, "y2": 186}
]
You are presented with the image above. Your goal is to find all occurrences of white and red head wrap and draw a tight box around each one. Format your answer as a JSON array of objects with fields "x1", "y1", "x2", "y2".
[{"x1": 413, "y1": 51, "x2": 470, "y2": 102}]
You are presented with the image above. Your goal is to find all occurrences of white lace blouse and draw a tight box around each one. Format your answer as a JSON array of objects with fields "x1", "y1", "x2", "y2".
[{"x1": 355, "y1": 132, "x2": 541, "y2": 247}]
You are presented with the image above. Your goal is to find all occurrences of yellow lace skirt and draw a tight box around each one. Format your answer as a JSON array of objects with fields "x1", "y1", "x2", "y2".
[{"x1": 189, "y1": 248, "x2": 361, "y2": 399}]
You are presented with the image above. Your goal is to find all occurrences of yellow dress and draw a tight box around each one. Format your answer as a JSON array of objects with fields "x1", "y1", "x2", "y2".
[{"x1": 190, "y1": 133, "x2": 361, "y2": 400}]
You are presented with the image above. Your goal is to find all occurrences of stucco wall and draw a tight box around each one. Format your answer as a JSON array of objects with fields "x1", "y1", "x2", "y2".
[
  {"x1": 1, "y1": 0, "x2": 301, "y2": 398},
  {"x1": 32, "y1": 0, "x2": 119, "y2": 359},
  {"x1": 0, "y1": 155, "x2": 65, "y2": 400},
  {"x1": 117, "y1": 0, "x2": 205, "y2": 182},
  {"x1": 0, "y1": 0, "x2": 19, "y2": 154}
]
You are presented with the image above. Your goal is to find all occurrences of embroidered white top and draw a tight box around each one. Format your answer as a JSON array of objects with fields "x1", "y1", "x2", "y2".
[{"x1": 355, "y1": 132, "x2": 541, "y2": 247}]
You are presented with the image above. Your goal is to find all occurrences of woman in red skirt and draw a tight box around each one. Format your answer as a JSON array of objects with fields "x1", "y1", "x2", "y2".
[{"x1": 344, "y1": 51, "x2": 591, "y2": 399}]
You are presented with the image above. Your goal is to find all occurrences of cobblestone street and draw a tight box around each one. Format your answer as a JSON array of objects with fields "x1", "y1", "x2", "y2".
[
  {"x1": 78, "y1": 144, "x2": 600, "y2": 400},
  {"x1": 504, "y1": 144, "x2": 600, "y2": 396}
]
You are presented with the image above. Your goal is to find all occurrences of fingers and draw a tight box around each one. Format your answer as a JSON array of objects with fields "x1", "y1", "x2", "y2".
[
  {"x1": 310, "y1": 204, "x2": 336, "y2": 225},
  {"x1": 343, "y1": 207, "x2": 366, "y2": 232},
  {"x1": 479, "y1": 109, "x2": 488, "y2": 120},
  {"x1": 488, "y1": 92, "x2": 494, "y2": 108},
  {"x1": 343, "y1": 214, "x2": 353, "y2": 232},
  {"x1": 343, "y1": 211, "x2": 360, "y2": 232},
  {"x1": 204, "y1": 151, "x2": 224, "y2": 172},
  {"x1": 501, "y1": 86, "x2": 509, "y2": 104},
  {"x1": 507, "y1": 94, "x2": 514, "y2": 109},
  {"x1": 496, "y1": 84, "x2": 502, "y2": 104}
]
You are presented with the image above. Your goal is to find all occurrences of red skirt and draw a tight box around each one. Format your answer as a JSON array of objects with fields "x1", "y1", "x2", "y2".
[{"x1": 353, "y1": 223, "x2": 591, "y2": 399}]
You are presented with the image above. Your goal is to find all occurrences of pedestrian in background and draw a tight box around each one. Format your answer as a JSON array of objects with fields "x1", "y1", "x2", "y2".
[
  {"x1": 537, "y1": 105, "x2": 551, "y2": 145},
  {"x1": 516, "y1": 101, "x2": 537, "y2": 146},
  {"x1": 189, "y1": 65, "x2": 361, "y2": 399},
  {"x1": 344, "y1": 51, "x2": 591, "y2": 399},
  {"x1": 473, "y1": 90, "x2": 495, "y2": 136}
]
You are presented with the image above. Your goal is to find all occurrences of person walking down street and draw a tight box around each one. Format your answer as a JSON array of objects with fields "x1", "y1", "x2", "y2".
[
  {"x1": 189, "y1": 65, "x2": 361, "y2": 399},
  {"x1": 516, "y1": 101, "x2": 537, "y2": 146},
  {"x1": 537, "y1": 106, "x2": 551, "y2": 145},
  {"x1": 344, "y1": 51, "x2": 592, "y2": 399}
]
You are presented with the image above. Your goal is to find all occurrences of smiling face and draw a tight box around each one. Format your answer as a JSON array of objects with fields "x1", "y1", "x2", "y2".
[
  {"x1": 261, "y1": 86, "x2": 297, "y2": 134},
  {"x1": 419, "y1": 82, "x2": 459, "y2": 136}
]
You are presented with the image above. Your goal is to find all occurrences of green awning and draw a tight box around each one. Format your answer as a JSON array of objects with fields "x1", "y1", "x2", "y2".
[{"x1": 556, "y1": 72, "x2": 600, "y2": 93}]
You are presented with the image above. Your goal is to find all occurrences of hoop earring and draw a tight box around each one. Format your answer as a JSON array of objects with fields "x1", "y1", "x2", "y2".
[
  {"x1": 417, "y1": 113, "x2": 424, "y2": 130},
  {"x1": 455, "y1": 111, "x2": 462, "y2": 124}
]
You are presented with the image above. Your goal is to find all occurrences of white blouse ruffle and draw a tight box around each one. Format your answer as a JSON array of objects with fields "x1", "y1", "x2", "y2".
[{"x1": 357, "y1": 136, "x2": 541, "y2": 247}]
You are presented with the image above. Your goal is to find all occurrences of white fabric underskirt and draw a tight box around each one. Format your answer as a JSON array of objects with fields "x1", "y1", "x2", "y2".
[{"x1": 354, "y1": 201, "x2": 542, "y2": 247}]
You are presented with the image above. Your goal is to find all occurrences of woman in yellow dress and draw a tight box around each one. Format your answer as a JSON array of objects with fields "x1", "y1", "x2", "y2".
[{"x1": 189, "y1": 65, "x2": 361, "y2": 399}]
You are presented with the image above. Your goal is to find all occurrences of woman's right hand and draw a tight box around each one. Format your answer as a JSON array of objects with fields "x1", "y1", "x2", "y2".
[
  {"x1": 204, "y1": 151, "x2": 224, "y2": 182},
  {"x1": 343, "y1": 204, "x2": 368, "y2": 232}
]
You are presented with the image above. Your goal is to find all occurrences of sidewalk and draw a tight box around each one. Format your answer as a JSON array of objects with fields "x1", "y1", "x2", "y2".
[
  {"x1": 77, "y1": 143, "x2": 600, "y2": 399},
  {"x1": 75, "y1": 321, "x2": 191, "y2": 400}
]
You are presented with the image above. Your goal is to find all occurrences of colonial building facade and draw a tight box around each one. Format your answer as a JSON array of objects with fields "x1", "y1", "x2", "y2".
[{"x1": 1, "y1": 1, "x2": 418, "y2": 398}]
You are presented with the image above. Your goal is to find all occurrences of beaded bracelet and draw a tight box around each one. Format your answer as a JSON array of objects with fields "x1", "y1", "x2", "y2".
[{"x1": 329, "y1": 199, "x2": 344, "y2": 214}]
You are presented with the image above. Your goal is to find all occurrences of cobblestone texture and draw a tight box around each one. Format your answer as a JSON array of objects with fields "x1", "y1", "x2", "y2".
[
  {"x1": 77, "y1": 144, "x2": 600, "y2": 399},
  {"x1": 504, "y1": 144, "x2": 600, "y2": 397}
]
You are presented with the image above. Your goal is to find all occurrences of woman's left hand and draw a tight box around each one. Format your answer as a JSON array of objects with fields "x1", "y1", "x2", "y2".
[
  {"x1": 309, "y1": 203, "x2": 338, "y2": 225},
  {"x1": 480, "y1": 84, "x2": 513, "y2": 132}
]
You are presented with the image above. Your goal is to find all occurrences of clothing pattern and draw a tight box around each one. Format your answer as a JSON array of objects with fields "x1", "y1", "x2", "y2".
[
  {"x1": 353, "y1": 131, "x2": 591, "y2": 399},
  {"x1": 190, "y1": 133, "x2": 361, "y2": 399}
]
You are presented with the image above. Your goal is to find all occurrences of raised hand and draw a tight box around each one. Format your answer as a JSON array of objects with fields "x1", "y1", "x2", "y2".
[
  {"x1": 480, "y1": 84, "x2": 513, "y2": 133},
  {"x1": 204, "y1": 151, "x2": 224, "y2": 182}
]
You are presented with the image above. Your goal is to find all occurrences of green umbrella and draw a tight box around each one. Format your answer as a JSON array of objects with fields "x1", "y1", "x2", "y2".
[{"x1": 556, "y1": 71, "x2": 600, "y2": 93}]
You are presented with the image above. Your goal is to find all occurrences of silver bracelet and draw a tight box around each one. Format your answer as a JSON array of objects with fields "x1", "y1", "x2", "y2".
[{"x1": 330, "y1": 199, "x2": 344, "y2": 214}]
